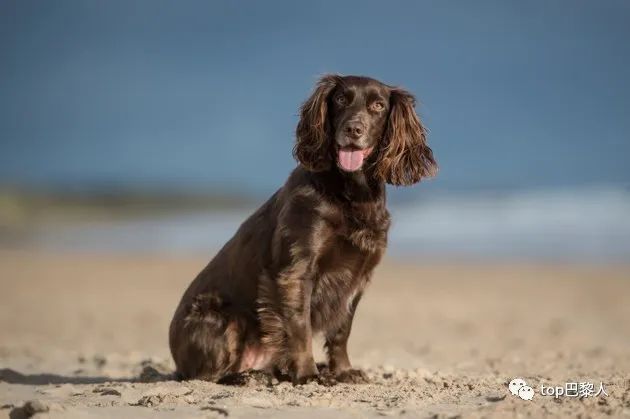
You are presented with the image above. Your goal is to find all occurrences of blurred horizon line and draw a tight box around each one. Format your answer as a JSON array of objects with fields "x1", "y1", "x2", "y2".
[
  {"x1": 2, "y1": 184, "x2": 629, "y2": 263},
  {"x1": 2, "y1": 178, "x2": 629, "y2": 199}
]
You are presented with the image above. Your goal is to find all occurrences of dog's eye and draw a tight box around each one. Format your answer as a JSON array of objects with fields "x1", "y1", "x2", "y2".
[
  {"x1": 334, "y1": 94, "x2": 347, "y2": 106},
  {"x1": 371, "y1": 101, "x2": 385, "y2": 112}
]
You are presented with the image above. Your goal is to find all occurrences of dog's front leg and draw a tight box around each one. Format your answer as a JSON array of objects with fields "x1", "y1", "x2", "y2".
[
  {"x1": 324, "y1": 290, "x2": 369, "y2": 383},
  {"x1": 278, "y1": 266, "x2": 317, "y2": 384}
]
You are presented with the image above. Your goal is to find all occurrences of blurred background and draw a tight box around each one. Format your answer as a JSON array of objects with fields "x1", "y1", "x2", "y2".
[
  {"x1": 2, "y1": 5, "x2": 630, "y2": 416},
  {"x1": 1, "y1": 0, "x2": 630, "y2": 262}
]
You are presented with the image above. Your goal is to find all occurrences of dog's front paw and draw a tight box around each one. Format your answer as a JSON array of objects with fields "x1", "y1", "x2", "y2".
[
  {"x1": 293, "y1": 372, "x2": 319, "y2": 385},
  {"x1": 290, "y1": 358, "x2": 319, "y2": 385},
  {"x1": 335, "y1": 368, "x2": 370, "y2": 384}
]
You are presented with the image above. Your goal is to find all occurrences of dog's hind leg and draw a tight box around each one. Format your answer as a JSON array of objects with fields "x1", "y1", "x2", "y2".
[{"x1": 170, "y1": 292, "x2": 246, "y2": 381}]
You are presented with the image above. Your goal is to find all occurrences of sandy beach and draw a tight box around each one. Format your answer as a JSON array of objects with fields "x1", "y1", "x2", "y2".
[{"x1": 1, "y1": 250, "x2": 629, "y2": 418}]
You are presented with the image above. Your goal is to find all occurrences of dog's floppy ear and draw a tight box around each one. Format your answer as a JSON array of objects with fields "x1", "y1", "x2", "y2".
[
  {"x1": 375, "y1": 88, "x2": 437, "y2": 185},
  {"x1": 293, "y1": 74, "x2": 341, "y2": 171}
]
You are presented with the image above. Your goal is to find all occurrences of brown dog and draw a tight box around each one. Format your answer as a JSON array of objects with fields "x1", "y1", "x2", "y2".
[{"x1": 169, "y1": 75, "x2": 437, "y2": 384}]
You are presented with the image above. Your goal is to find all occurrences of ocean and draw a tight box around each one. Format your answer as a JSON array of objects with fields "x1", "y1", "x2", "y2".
[{"x1": 27, "y1": 187, "x2": 630, "y2": 263}]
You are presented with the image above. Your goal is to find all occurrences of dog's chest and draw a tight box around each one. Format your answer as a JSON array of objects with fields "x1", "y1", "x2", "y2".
[
  {"x1": 309, "y1": 242, "x2": 380, "y2": 332},
  {"x1": 309, "y1": 206, "x2": 390, "y2": 332},
  {"x1": 344, "y1": 200, "x2": 391, "y2": 252}
]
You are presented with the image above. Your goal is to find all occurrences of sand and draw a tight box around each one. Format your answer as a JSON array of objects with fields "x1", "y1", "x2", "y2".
[{"x1": 1, "y1": 250, "x2": 629, "y2": 418}]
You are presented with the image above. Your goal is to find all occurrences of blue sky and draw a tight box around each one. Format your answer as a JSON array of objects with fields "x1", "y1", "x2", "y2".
[{"x1": 1, "y1": 1, "x2": 629, "y2": 196}]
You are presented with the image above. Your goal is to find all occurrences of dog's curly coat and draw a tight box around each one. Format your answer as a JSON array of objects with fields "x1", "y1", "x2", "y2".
[{"x1": 169, "y1": 75, "x2": 437, "y2": 384}]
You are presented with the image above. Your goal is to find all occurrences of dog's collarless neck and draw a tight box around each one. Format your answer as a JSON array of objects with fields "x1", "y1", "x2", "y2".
[{"x1": 311, "y1": 168, "x2": 385, "y2": 204}]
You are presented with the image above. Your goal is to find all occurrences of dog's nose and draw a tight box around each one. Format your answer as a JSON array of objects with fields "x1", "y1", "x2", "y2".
[{"x1": 343, "y1": 121, "x2": 365, "y2": 139}]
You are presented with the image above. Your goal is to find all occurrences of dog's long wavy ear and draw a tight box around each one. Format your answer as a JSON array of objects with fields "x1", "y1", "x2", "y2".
[
  {"x1": 293, "y1": 74, "x2": 340, "y2": 171},
  {"x1": 375, "y1": 88, "x2": 438, "y2": 185}
]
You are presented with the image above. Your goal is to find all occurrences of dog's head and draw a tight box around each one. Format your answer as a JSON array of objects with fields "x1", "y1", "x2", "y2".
[{"x1": 294, "y1": 74, "x2": 437, "y2": 185}]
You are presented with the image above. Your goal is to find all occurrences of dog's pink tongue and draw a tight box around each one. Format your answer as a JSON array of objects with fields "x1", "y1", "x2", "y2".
[{"x1": 338, "y1": 149, "x2": 365, "y2": 171}]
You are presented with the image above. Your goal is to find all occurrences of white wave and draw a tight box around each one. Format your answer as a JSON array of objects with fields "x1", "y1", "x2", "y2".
[
  {"x1": 389, "y1": 187, "x2": 630, "y2": 261},
  {"x1": 25, "y1": 187, "x2": 630, "y2": 262}
]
